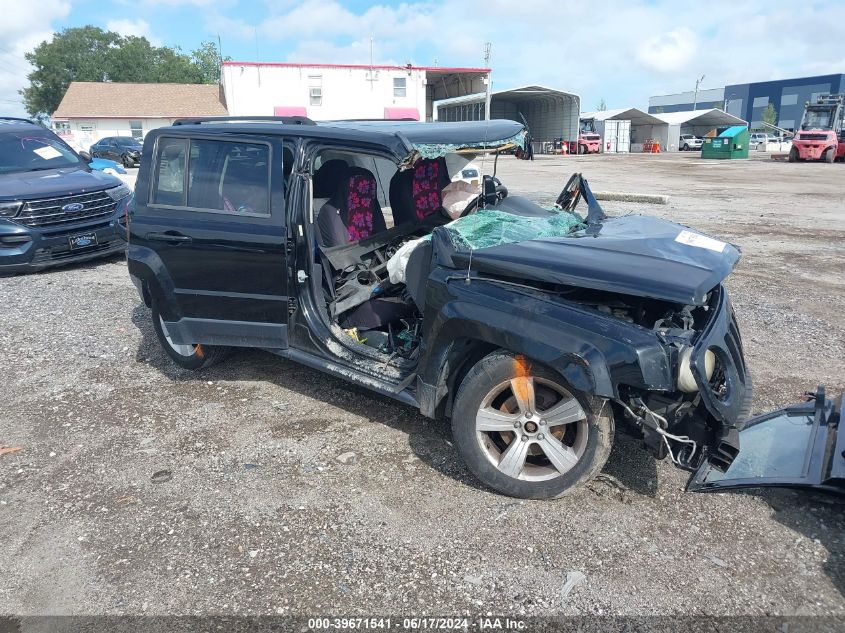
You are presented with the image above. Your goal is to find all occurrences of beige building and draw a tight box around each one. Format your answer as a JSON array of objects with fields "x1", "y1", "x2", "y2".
[{"x1": 52, "y1": 81, "x2": 228, "y2": 150}]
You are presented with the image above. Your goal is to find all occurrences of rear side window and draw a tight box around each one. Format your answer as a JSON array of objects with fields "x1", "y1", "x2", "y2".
[
  {"x1": 152, "y1": 138, "x2": 188, "y2": 206},
  {"x1": 152, "y1": 137, "x2": 271, "y2": 216}
]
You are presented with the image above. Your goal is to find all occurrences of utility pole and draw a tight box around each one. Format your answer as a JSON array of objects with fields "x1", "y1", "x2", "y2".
[
  {"x1": 692, "y1": 74, "x2": 705, "y2": 110},
  {"x1": 483, "y1": 42, "x2": 492, "y2": 121}
]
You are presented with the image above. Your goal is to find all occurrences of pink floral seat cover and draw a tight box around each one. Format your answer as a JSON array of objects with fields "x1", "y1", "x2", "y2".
[
  {"x1": 345, "y1": 173, "x2": 377, "y2": 241},
  {"x1": 411, "y1": 159, "x2": 443, "y2": 220}
]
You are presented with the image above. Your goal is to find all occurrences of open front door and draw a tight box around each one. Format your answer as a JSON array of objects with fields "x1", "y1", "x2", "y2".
[
  {"x1": 141, "y1": 135, "x2": 290, "y2": 350},
  {"x1": 688, "y1": 387, "x2": 844, "y2": 495}
]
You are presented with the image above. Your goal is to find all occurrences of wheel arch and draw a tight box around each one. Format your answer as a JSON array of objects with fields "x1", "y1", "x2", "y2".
[
  {"x1": 418, "y1": 312, "x2": 612, "y2": 420},
  {"x1": 127, "y1": 244, "x2": 181, "y2": 319}
]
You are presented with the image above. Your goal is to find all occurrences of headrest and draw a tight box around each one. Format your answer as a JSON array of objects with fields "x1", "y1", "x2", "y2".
[{"x1": 313, "y1": 159, "x2": 348, "y2": 198}]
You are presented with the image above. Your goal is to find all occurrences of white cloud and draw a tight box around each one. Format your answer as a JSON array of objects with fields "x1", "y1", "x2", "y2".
[
  {"x1": 105, "y1": 19, "x2": 161, "y2": 46},
  {"x1": 636, "y1": 28, "x2": 698, "y2": 74},
  {"x1": 0, "y1": 0, "x2": 71, "y2": 117}
]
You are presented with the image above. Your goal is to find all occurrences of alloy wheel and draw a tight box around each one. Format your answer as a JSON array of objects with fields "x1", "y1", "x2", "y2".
[{"x1": 475, "y1": 376, "x2": 588, "y2": 482}]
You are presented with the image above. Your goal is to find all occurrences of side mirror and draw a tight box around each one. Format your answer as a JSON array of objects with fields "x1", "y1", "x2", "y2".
[{"x1": 79, "y1": 151, "x2": 92, "y2": 163}]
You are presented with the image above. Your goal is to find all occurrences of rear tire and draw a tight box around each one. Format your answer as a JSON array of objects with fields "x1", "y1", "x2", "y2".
[
  {"x1": 451, "y1": 351, "x2": 614, "y2": 499},
  {"x1": 151, "y1": 303, "x2": 229, "y2": 370}
]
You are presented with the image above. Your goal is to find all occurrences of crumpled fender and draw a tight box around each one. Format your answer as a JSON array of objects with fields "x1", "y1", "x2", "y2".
[{"x1": 417, "y1": 274, "x2": 674, "y2": 415}]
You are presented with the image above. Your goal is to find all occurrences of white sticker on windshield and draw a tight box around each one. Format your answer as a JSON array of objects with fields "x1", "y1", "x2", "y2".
[
  {"x1": 675, "y1": 230, "x2": 726, "y2": 253},
  {"x1": 33, "y1": 145, "x2": 62, "y2": 160}
]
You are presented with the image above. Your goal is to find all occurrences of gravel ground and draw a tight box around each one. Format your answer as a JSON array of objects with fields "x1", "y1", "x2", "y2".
[{"x1": 1, "y1": 153, "x2": 843, "y2": 618}]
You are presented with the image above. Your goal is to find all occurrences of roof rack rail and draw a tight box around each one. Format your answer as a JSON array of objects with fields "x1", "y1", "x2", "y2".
[
  {"x1": 0, "y1": 116, "x2": 36, "y2": 124},
  {"x1": 172, "y1": 115, "x2": 316, "y2": 126}
]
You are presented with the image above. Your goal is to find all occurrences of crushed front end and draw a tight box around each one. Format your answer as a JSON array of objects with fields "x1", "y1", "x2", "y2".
[{"x1": 615, "y1": 284, "x2": 751, "y2": 473}]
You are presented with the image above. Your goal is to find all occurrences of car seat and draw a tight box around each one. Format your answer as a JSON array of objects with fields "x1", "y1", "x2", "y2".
[{"x1": 388, "y1": 157, "x2": 450, "y2": 226}]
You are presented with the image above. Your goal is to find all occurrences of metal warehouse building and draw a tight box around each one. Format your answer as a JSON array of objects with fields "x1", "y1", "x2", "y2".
[
  {"x1": 435, "y1": 86, "x2": 580, "y2": 147},
  {"x1": 648, "y1": 73, "x2": 845, "y2": 131}
]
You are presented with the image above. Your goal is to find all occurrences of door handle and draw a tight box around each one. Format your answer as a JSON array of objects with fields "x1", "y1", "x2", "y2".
[{"x1": 147, "y1": 232, "x2": 192, "y2": 244}]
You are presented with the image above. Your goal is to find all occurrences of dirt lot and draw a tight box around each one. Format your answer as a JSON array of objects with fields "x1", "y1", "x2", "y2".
[{"x1": 1, "y1": 152, "x2": 844, "y2": 618}]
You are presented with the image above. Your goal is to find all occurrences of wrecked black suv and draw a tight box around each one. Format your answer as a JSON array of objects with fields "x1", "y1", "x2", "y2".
[{"x1": 127, "y1": 116, "x2": 759, "y2": 499}]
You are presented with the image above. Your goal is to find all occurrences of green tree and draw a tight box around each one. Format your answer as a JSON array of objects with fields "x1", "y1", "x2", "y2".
[
  {"x1": 596, "y1": 98, "x2": 607, "y2": 111},
  {"x1": 21, "y1": 27, "x2": 228, "y2": 117},
  {"x1": 21, "y1": 26, "x2": 121, "y2": 117},
  {"x1": 191, "y1": 41, "x2": 231, "y2": 84},
  {"x1": 762, "y1": 103, "x2": 778, "y2": 127}
]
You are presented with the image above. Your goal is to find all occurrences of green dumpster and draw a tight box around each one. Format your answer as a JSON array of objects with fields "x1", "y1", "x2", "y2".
[{"x1": 701, "y1": 125, "x2": 749, "y2": 159}]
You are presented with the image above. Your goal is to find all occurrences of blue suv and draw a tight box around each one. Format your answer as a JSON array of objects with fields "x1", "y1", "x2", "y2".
[{"x1": 0, "y1": 117, "x2": 131, "y2": 275}]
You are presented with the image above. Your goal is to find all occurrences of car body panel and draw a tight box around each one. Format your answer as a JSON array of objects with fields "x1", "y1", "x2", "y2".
[
  {"x1": 689, "y1": 388, "x2": 844, "y2": 495},
  {"x1": 0, "y1": 166, "x2": 122, "y2": 200},
  {"x1": 127, "y1": 133, "x2": 289, "y2": 349},
  {"x1": 442, "y1": 215, "x2": 740, "y2": 306}
]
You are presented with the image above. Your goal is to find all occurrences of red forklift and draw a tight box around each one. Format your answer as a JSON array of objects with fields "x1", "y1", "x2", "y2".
[
  {"x1": 789, "y1": 94, "x2": 845, "y2": 163},
  {"x1": 575, "y1": 118, "x2": 602, "y2": 154}
]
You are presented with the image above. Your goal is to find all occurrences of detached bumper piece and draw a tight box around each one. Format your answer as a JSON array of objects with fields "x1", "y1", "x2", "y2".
[{"x1": 689, "y1": 386, "x2": 844, "y2": 495}]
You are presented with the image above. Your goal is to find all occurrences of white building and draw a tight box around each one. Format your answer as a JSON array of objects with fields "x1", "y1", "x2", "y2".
[
  {"x1": 52, "y1": 82, "x2": 228, "y2": 150},
  {"x1": 221, "y1": 61, "x2": 490, "y2": 122}
]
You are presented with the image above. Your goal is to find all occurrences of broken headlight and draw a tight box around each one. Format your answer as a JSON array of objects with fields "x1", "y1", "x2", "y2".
[{"x1": 677, "y1": 345, "x2": 715, "y2": 393}]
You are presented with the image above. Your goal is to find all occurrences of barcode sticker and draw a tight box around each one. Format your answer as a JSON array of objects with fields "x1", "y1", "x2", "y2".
[{"x1": 675, "y1": 230, "x2": 726, "y2": 252}]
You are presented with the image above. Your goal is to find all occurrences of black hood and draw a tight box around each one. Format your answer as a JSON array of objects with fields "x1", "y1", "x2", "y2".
[
  {"x1": 0, "y1": 167, "x2": 122, "y2": 201},
  {"x1": 448, "y1": 215, "x2": 741, "y2": 306}
]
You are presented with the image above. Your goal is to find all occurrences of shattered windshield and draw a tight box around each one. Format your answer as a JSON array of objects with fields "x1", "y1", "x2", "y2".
[
  {"x1": 444, "y1": 208, "x2": 585, "y2": 250},
  {"x1": 802, "y1": 109, "x2": 834, "y2": 130}
]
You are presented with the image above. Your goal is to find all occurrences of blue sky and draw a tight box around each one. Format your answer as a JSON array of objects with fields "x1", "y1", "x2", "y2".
[{"x1": 2, "y1": 0, "x2": 844, "y2": 117}]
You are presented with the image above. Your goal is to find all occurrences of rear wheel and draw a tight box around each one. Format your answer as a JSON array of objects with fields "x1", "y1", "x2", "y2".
[
  {"x1": 451, "y1": 351, "x2": 614, "y2": 499},
  {"x1": 151, "y1": 304, "x2": 229, "y2": 370}
]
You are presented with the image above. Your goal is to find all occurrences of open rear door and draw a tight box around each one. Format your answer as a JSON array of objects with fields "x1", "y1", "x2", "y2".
[{"x1": 688, "y1": 387, "x2": 845, "y2": 495}]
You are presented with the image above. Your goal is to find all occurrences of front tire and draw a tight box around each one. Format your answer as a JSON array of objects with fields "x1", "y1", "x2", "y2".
[
  {"x1": 122, "y1": 154, "x2": 133, "y2": 168},
  {"x1": 451, "y1": 351, "x2": 614, "y2": 499},
  {"x1": 788, "y1": 147, "x2": 798, "y2": 162},
  {"x1": 824, "y1": 148, "x2": 835, "y2": 163},
  {"x1": 578, "y1": 144, "x2": 586, "y2": 155},
  {"x1": 682, "y1": 144, "x2": 690, "y2": 151},
  {"x1": 151, "y1": 304, "x2": 229, "y2": 370}
]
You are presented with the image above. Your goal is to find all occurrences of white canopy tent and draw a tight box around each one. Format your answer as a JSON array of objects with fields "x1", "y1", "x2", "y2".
[
  {"x1": 655, "y1": 109, "x2": 749, "y2": 151},
  {"x1": 580, "y1": 107, "x2": 666, "y2": 152}
]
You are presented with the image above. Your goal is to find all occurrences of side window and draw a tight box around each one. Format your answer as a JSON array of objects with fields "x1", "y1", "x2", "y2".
[
  {"x1": 187, "y1": 139, "x2": 271, "y2": 215},
  {"x1": 152, "y1": 137, "x2": 187, "y2": 206}
]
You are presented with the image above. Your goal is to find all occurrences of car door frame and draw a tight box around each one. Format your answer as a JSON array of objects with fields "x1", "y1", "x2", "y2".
[{"x1": 137, "y1": 130, "x2": 292, "y2": 350}]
